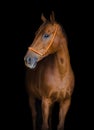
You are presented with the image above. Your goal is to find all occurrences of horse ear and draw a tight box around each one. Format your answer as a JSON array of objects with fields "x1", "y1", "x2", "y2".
[
  {"x1": 50, "y1": 11, "x2": 55, "y2": 23},
  {"x1": 41, "y1": 13, "x2": 47, "y2": 22}
]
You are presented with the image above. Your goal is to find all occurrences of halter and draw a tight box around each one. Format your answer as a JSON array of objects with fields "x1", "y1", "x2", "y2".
[{"x1": 28, "y1": 24, "x2": 58, "y2": 56}]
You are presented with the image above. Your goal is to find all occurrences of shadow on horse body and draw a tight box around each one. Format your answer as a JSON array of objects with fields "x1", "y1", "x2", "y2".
[{"x1": 24, "y1": 12, "x2": 75, "y2": 130}]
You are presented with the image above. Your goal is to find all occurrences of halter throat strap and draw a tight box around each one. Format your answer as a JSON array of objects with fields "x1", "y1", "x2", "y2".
[{"x1": 28, "y1": 24, "x2": 58, "y2": 56}]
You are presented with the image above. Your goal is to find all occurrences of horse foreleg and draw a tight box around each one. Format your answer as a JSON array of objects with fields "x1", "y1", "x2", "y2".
[
  {"x1": 29, "y1": 96, "x2": 37, "y2": 130},
  {"x1": 49, "y1": 106, "x2": 53, "y2": 130},
  {"x1": 42, "y1": 97, "x2": 52, "y2": 130},
  {"x1": 57, "y1": 98, "x2": 71, "y2": 130}
]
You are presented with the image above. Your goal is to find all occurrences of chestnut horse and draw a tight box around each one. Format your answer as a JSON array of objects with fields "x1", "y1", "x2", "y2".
[{"x1": 24, "y1": 13, "x2": 75, "y2": 130}]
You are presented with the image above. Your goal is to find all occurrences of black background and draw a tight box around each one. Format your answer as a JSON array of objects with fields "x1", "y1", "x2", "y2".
[{"x1": 3, "y1": 0, "x2": 89, "y2": 129}]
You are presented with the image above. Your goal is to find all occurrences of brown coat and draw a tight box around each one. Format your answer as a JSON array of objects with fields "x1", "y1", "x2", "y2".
[{"x1": 24, "y1": 13, "x2": 75, "y2": 130}]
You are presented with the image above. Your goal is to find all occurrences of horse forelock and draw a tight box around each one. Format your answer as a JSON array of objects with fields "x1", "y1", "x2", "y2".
[{"x1": 35, "y1": 21, "x2": 48, "y2": 36}]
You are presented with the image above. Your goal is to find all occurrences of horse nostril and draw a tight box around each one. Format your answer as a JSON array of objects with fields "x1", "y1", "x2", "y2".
[{"x1": 25, "y1": 57, "x2": 31, "y2": 64}]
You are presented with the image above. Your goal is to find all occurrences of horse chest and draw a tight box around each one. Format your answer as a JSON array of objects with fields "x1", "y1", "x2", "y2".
[{"x1": 29, "y1": 66, "x2": 71, "y2": 100}]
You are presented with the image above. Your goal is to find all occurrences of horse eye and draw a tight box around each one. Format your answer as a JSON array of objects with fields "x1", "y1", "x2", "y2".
[{"x1": 42, "y1": 33, "x2": 50, "y2": 39}]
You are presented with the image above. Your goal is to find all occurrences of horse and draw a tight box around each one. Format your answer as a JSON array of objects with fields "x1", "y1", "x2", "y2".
[{"x1": 24, "y1": 12, "x2": 75, "y2": 130}]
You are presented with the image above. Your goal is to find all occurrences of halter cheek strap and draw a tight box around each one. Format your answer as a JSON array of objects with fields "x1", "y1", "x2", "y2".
[{"x1": 28, "y1": 24, "x2": 58, "y2": 56}]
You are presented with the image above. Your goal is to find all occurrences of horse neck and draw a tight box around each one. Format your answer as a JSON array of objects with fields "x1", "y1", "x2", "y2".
[{"x1": 55, "y1": 36, "x2": 71, "y2": 76}]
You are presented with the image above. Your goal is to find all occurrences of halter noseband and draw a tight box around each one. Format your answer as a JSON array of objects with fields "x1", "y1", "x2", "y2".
[{"x1": 28, "y1": 24, "x2": 58, "y2": 56}]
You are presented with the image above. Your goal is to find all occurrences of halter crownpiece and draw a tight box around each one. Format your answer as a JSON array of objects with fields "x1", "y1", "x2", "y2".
[{"x1": 28, "y1": 24, "x2": 58, "y2": 56}]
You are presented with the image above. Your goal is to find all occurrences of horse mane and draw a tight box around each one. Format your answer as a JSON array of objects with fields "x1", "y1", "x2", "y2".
[{"x1": 60, "y1": 23, "x2": 68, "y2": 44}]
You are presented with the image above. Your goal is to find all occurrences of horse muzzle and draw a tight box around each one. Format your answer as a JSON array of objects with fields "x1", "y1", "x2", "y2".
[{"x1": 24, "y1": 56, "x2": 38, "y2": 69}]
